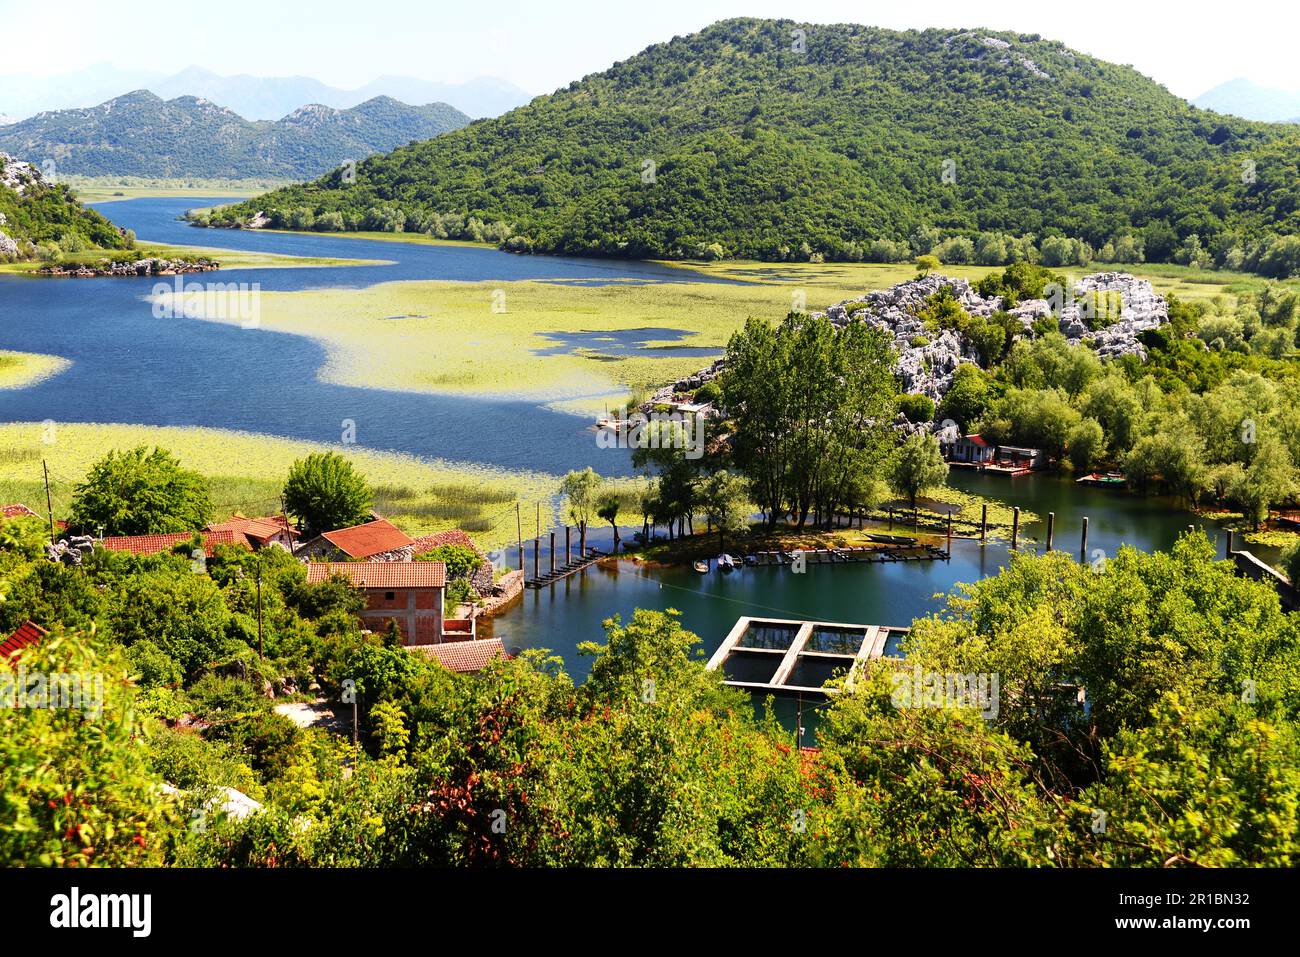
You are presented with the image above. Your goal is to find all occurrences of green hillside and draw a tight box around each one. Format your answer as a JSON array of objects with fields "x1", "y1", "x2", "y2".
[
  {"x1": 208, "y1": 18, "x2": 1300, "y2": 274},
  {"x1": 0, "y1": 92, "x2": 470, "y2": 180},
  {"x1": 0, "y1": 152, "x2": 131, "y2": 260}
]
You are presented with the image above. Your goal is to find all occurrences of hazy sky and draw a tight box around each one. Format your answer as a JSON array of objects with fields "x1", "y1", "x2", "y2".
[{"x1": 0, "y1": 0, "x2": 1292, "y2": 99}]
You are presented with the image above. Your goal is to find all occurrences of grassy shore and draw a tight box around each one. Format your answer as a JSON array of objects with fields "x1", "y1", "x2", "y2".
[
  {"x1": 67, "y1": 178, "x2": 290, "y2": 204},
  {"x1": 0, "y1": 422, "x2": 557, "y2": 550},
  {"x1": 0, "y1": 350, "x2": 71, "y2": 390},
  {"x1": 0, "y1": 241, "x2": 386, "y2": 275}
]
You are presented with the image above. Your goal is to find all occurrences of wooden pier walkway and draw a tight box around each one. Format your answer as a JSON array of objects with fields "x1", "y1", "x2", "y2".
[
  {"x1": 746, "y1": 543, "x2": 948, "y2": 567},
  {"x1": 525, "y1": 548, "x2": 610, "y2": 588}
]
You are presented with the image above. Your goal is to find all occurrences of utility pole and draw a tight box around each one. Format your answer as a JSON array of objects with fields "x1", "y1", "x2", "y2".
[
  {"x1": 256, "y1": 559, "x2": 264, "y2": 659},
  {"x1": 42, "y1": 460, "x2": 56, "y2": 544}
]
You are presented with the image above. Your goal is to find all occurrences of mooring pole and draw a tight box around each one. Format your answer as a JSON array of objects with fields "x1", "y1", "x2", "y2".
[
  {"x1": 1046, "y1": 512, "x2": 1055, "y2": 552},
  {"x1": 533, "y1": 537, "x2": 540, "y2": 580},
  {"x1": 980, "y1": 503, "x2": 988, "y2": 542},
  {"x1": 946, "y1": 512, "x2": 953, "y2": 548},
  {"x1": 1081, "y1": 516, "x2": 1089, "y2": 561},
  {"x1": 516, "y1": 502, "x2": 524, "y2": 571},
  {"x1": 1011, "y1": 507, "x2": 1020, "y2": 550},
  {"x1": 550, "y1": 531, "x2": 556, "y2": 574},
  {"x1": 565, "y1": 525, "x2": 572, "y2": 565}
]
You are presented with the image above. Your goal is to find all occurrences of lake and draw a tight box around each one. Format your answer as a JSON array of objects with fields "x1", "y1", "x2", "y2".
[
  {"x1": 1, "y1": 196, "x2": 1238, "y2": 688},
  {"x1": 0, "y1": 197, "x2": 727, "y2": 476}
]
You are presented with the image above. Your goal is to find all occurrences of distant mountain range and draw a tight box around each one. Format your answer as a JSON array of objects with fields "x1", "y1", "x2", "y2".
[
  {"x1": 0, "y1": 92, "x2": 471, "y2": 179},
  {"x1": 1194, "y1": 78, "x2": 1300, "y2": 123},
  {"x1": 0, "y1": 64, "x2": 533, "y2": 121}
]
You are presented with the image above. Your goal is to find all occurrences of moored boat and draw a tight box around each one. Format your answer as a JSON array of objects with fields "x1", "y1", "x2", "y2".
[{"x1": 693, "y1": 559, "x2": 710, "y2": 574}]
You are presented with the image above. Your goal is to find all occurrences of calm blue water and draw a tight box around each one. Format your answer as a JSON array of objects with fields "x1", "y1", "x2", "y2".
[
  {"x1": 2, "y1": 197, "x2": 1239, "y2": 698},
  {"x1": 0, "y1": 197, "x2": 727, "y2": 475}
]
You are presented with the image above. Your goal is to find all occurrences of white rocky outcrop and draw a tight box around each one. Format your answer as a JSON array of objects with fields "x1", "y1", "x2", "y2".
[
  {"x1": 652, "y1": 271, "x2": 1168, "y2": 412},
  {"x1": 0, "y1": 150, "x2": 44, "y2": 196}
]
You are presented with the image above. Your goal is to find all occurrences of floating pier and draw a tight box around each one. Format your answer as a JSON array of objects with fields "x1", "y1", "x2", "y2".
[
  {"x1": 706, "y1": 616, "x2": 909, "y2": 698},
  {"x1": 524, "y1": 547, "x2": 609, "y2": 588}
]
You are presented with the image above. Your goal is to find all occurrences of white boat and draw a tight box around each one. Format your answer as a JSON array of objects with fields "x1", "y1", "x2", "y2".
[{"x1": 717, "y1": 553, "x2": 737, "y2": 571}]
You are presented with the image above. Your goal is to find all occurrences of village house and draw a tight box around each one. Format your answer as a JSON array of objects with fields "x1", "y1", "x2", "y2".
[
  {"x1": 295, "y1": 518, "x2": 415, "y2": 561},
  {"x1": 410, "y1": 637, "x2": 508, "y2": 673},
  {"x1": 99, "y1": 529, "x2": 254, "y2": 557},
  {"x1": 208, "y1": 514, "x2": 300, "y2": 550},
  {"x1": 306, "y1": 561, "x2": 476, "y2": 645},
  {"x1": 2, "y1": 620, "x2": 47, "y2": 660}
]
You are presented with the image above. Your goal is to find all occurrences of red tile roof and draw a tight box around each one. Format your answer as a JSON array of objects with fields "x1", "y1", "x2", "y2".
[
  {"x1": 1, "y1": 620, "x2": 47, "y2": 660},
  {"x1": 100, "y1": 529, "x2": 252, "y2": 557},
  {"x1": 209, "y1": 515, "x2": 300, "y2": 543},
  {"x1": 1, "y1": 504, "x2": 39, "y2": 519},
  {"x1": 962, "y1": 434, "x2": 990, "y2": 447},
  {"x1": 415, "y1": 638, "x2": 506, "y2": 673},
  {"x1": 317, "y1": 519, "x2": 414, "y2": 559},
  {"x1": 306, "y1": 561, "x2": 447, "y2": 589},
  {"x1": 408, "y1": 530, "x2": 484, "y2": 556}
]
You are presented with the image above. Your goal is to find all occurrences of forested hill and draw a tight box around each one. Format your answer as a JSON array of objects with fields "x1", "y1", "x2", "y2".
[
  {"x1": 0, "y1": 152, "x2": 131, "y2": 260},
  {"x1": 0, "y1": 92, "x2": 470, "y2": 179},
  {"x1": 208, "y1": 18, "x2": 1300, "y2": 272}
]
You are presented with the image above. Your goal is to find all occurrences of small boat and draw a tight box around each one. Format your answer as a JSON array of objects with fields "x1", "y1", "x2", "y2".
[
  {"x1": 717, "y1": 553, "x2": 737, "y2": 571},
  {"x1": 693, "y1": 560, "x2": 710, "y2": 574},
  {"x1": 1076, "y1": 471, "x2": 1127, "y2": 488}
]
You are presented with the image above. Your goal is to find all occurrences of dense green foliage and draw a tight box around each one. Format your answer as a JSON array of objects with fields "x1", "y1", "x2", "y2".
[
  {"x1": 215, "y1": 18, "x2": 1300, "y2": 274},
  {"x1": 282, "y1": 452, "x2": 374, "y2": 538},
  {"x1": 928, "y1": 272, "x2": 1300, "y2": 520},
  {"x1": 0, "y1": 154, "x2": 132, "y2": 260},
  {"x1": 69, "y1": 446, "x2": 213, "y2": 536},
  {"x1": 722, "y1": 311, "x2": 897, "y2": 528},
  {"x1": 0, "y1": 93, "x2": 469, "y2": 180},
  {"x1": 4, "y1": 511, "x2": 1297, "y2": 866}
]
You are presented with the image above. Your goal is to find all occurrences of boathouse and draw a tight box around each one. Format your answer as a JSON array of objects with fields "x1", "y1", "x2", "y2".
[{"x1": 947, "y1": 433, "x2": 995, "y2": 465}]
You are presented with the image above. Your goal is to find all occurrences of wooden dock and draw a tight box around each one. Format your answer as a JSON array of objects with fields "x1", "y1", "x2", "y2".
[
  {"x1": 746, "y1": 543, "x2": 948, "y2": 567},
  {"x1": 524, "y1": 548, "x2": 609, "y2": 588}
]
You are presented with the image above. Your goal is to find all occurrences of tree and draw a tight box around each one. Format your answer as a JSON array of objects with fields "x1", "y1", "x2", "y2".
[
  {"x1": 698, "y1": 470, "x2": 750, "y2": 550},
  {"x1": 282, "y1": 452, "x2": 372, "y2": 538},
  {"x1": 890, "y1": 432, "x2": 948, "y2": 509},
  {"x1": 561, "y1": 468, "x2": 603, "y2": 555},
  {"x1": 914, "y1": 254, "x2": 940, "y2": 277},
  {"x1": 1066, "y1": 418, "x2": 1105, "y2": 471},
  {"x1": 1231, "y1": 436, "x2": 1294, "y2": 528},
  {"x1": 596, "y1": 490, "x2": 621, "y2": 552},
  {"x1": 70, "y1": 446, "x2": 212, "y2": 536}
]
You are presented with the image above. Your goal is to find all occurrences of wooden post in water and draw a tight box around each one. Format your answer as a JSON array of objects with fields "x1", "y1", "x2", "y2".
[
  {"x1": 565, "y1": 526, "x2": 571, "y2": 566},
  {"x1": 550, "y1": 531, "x2": 556, "y2": 574},
  {"x1": 980, "y1": 504, "x2": 987, "y2": 542},
  {"x1": 533, "y1": 537, "x2": 540, "y2": 581},
  {"x1": 1046, "y1": 512, "x2": 1055, "y2": 552},
  {"x1": 1081, "y1": 517, "x2": 1089, "y2": 562},
  {"x1": 1011, "y1": 507, "x2": 1020, "y2": 550},
  {"x1": 946, "y1": 512, "x2": 953, "y2": 549},
  {"x1": 516, "y1": 502, "x2": 524, "y2": 572}
]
